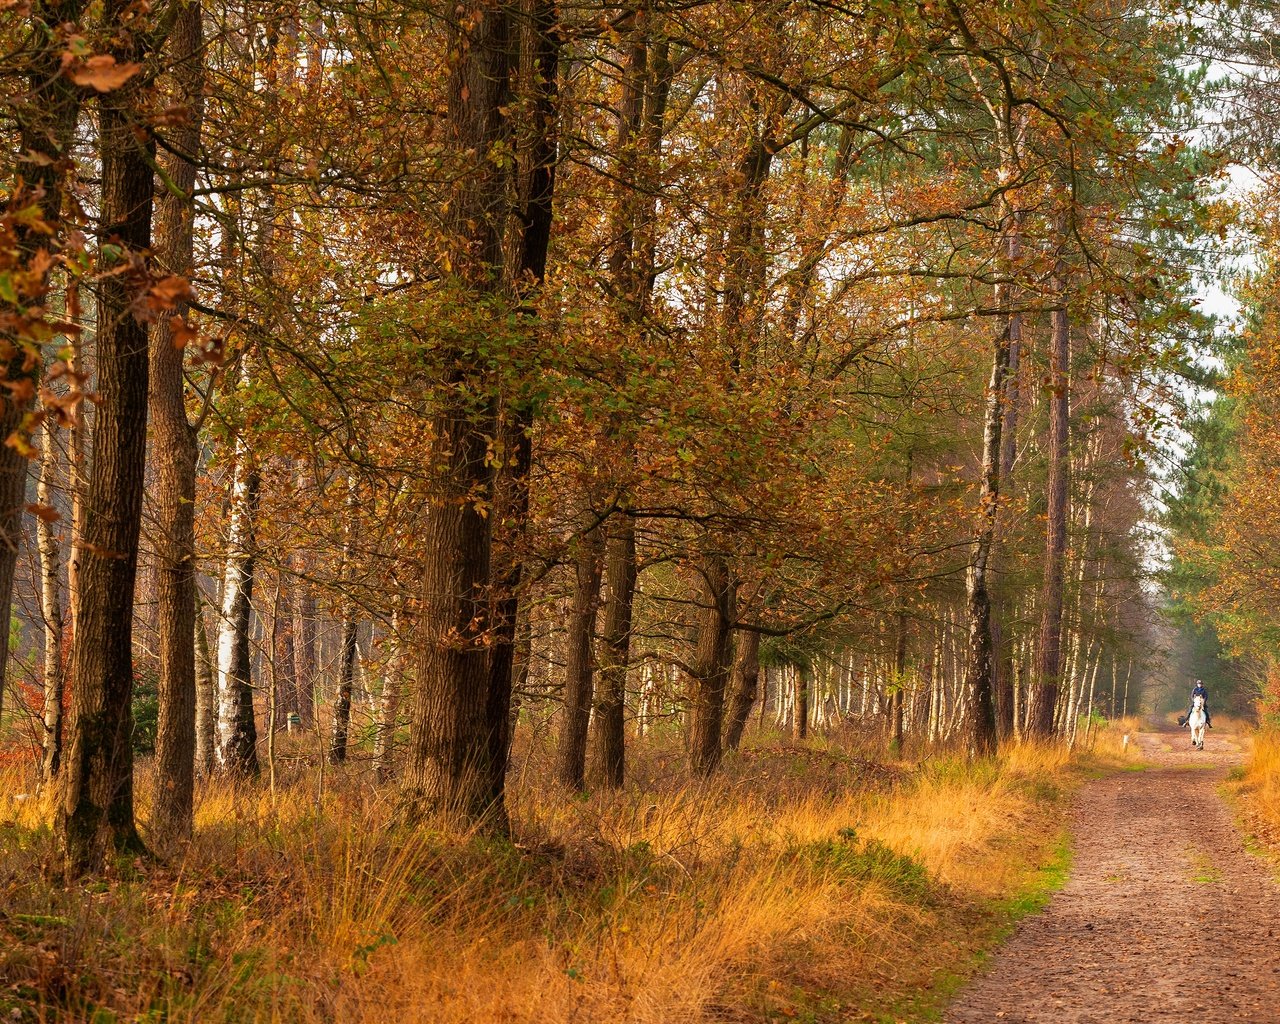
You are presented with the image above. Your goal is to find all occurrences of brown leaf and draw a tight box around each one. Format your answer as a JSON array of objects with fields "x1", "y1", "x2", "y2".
[
  {"x1": 172, "y1": 315, "x2": 198, "y2": 350},
  {"x1": 26, "y1": 502, "x2": 61, "y2": 524},
  {"x1": 68, "y1": 55, "x2": 142, "y2": 93},
  {"x1": 148, "y1": 274, "x2": 193, "y2": 311}
]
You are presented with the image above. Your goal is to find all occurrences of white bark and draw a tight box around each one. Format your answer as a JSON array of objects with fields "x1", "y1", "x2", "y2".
[{"x1": 214, "y1": 428, "x2": 258, "y2": 771}]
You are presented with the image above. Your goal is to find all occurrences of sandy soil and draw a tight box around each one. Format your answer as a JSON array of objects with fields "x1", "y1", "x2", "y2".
[{"x1": 945, "y1": 727, "x2": 1280, "y2": 1023}]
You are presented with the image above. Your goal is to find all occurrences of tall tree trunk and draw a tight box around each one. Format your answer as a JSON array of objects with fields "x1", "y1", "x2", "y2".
[
  {"x1": 793, "y1": 664, "x2": 809, "y2": 741},
  {"x1": 293, "y1": 569, "x2": 317, "y2": 728},
  {"x1": 273, "y1": 574, "x2": 298, "y2": 717},
  {"x1": 5, "y1": 0, "x2": 86, "y2": 729},
  {"x1": 722, "y1": 628, "x2": 760, "y2": 752},
  {"x1": 891, "y1": 608, "x2": 908, "y2": 751},
  {"x1": 374, "y1": 602, "x2": 407, "y2": 782},
  {"x1": 194, "y1": 590, "x2": 215, "y2": 776},
  {"x1": 57, "y1": 44, "x2": 154, "y2": 871},
  {"x1": 481, "y1": 0, "x2": 560, "y2": 806},
  {"x1": 401, "y1": 0, "x2": 517, "y2": 826},
  {"x1": 594, "y1": 514, "x2": 636, "y2": 786},
  {"x1": 329, "y1": 476, "x2": 359, "y2": 764},
  {"x1": 329, "y1": 617, "x2": 358, "y2": 764},
  {"x1": 38, "y1": 419, "x2": 65, "y2": 783},
  {"x1": 1028, "y1": 265, "x2": 1071, "y2": 738},
  {"x1": 557, "y1": 521, "x2": 604, "y2": 789},
  {"x1": 588, "y1": 26, "x2": 670, "y2": 790},
  {"x1": 686, "y1": 555, "x2": 735, "y2": 774},
  {"x1": 150, "y1": 0, "x2": 204, "y2": 841},
  {"x1": 215, "y1": 435, "x2": 260, "y2": 776},
  {"x1": 962, "y1": 319, "x2": 1009, "y2": 758}
]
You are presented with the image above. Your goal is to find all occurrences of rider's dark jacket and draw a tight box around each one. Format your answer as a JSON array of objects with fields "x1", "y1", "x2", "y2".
[{"x1": 1188, "y1": 684, "x2": 1210, "y2": 723}]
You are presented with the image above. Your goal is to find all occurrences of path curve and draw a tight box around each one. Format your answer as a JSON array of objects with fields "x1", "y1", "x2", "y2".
[{"x1": 946, "y1": 727, "x2": 1280, "y2": 1023}]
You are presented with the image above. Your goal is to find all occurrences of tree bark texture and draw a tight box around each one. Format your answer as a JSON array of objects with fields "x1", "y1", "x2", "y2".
[
  {"x1": 594, "y1": 515, "x2": 636, "y2": 784},
  {"x1": 329, "y1": 616, "x2": 359, "y2": 764},
  {"x1": 401, "y1": 0, "x2": 519, "y2": 827},
  {"x1": 793, "y1": 664, "x2": 809, "y2": 741},
  {"x1": 686, "y1": 555, "x2": 736, "y2": 775},
  {"x1": 215, "y1": 440, "x2": 260, "y2": 776},
  {"x1": 722, "y1": 628, "x2": 760, "y2": 752},
  {"x1": 57, "y1": 54, "x2": 154, "y2": 872},
  {"x1": 962, "y1": 311, "x2": 1009, "y2": 759},
  {"x1": 557, "y1": 520, "x2": 604, "y2": 790},
  {"x1": 150, "y1": 0, "x2": 204, "y2": 840},
  {"x1": 373, "y1": 603, "x2": 407, "y2": 782},
  {"x1": 329, "y1": 476, "x2": 359, "y2": 764},
  {"x1": 38, "y1": 419, "x2": 65, "y2": 783},
  {"x1": 1029, "y1": 267, "x2": 1071, "y2": 738}
]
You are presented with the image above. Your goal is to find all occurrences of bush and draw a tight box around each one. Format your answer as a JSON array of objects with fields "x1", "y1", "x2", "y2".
[{"x1": 132, "y1": 670, "x2": 159, "y2": 754}]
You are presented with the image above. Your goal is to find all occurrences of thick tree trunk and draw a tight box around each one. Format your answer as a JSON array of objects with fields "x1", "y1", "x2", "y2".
[
  {"x1": 593, "y1": 515, "x2": 636, "y2": 785},
  {"x1": 793, "y1": 664, "x2": 809, "y2": 741},
  {"x1": 1028, "y1": 268, "x2": 1070, "y2": 738},
  {"x1": 557, "y1": 521, "x2": 604, "y2": 790},
  {"x1": 686, "y1": 555, "x2": 735, "y2": 775},
  {"x1": 57, "y1": 57, "x2": 154, "y2": 872},
  {"x1": 38, "y1": 420, "x2": 65, "y2": 783},
  {"x1": 722, "y1": 628, "x2": 760, "y2": 752},
  {"x1": 150, "y1": 0, "x2": 204, "y2": 841},
  {"x1": 400, "y1": 0, "x2": 522, "y2": 828},
  {"x1": 215, "y1": 441, "x2": 260, "y2": 776}
]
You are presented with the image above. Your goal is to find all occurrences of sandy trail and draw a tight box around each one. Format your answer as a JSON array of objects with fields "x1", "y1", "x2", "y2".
[{"x1": 945, "y1": 727, "x2": 1280, "y2": 1023}]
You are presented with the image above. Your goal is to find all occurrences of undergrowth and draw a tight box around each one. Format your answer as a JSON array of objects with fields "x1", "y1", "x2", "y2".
[{"x1": 0, "y1": 729, "x2": 1116, "y2": 1023}]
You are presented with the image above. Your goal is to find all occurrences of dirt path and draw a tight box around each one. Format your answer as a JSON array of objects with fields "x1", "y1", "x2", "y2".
[{"x1": 945, "y1": 727, "x2": 1280, "y2": 1023}]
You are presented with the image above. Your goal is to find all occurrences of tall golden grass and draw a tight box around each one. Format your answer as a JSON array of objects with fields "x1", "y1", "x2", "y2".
[{"x1": 0, "y1": 731, "x2": 1108, "y2": 1023}]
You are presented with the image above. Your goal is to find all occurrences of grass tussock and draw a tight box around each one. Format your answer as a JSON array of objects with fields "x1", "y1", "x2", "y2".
[{"x1": 0, "y1": 731, "x2": 1097, "y2": 1024}]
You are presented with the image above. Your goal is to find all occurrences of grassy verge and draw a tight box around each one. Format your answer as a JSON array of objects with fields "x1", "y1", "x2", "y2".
[
  {"x1": 1226, "y1": 727, "x2": 1280, "y2": 873},
  {"x1": 0, "y1": 733, "x2": 1124, "y2": 1024}
]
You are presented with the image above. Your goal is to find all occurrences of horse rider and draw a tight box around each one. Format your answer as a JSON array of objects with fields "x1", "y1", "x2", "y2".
[{"x1": 1183, "y1": 679, "x2": 1212, "y2": 730}]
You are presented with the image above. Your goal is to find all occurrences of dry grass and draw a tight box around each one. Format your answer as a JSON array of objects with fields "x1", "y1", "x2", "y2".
[
  {"x1": 1232, "y1": 727, "x2": 1280, "y2": 852},
  {"x1": 0, "y1": 730, "x2": 1097, "y2": 1023}
]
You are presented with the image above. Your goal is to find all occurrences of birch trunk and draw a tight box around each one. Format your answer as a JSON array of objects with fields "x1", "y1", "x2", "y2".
[
  {"x1": 214, "y1": 431, "x2": 260, "y2": 776},
  {"x1": 329, "y1": 477, "x2": 359, "y2": 763},
  {"x1": 373, "y1": 603, "x2": 407, "y2": 782},
  {"x1": 38, "y1": 420, "x2": 65, "y2": 783}
]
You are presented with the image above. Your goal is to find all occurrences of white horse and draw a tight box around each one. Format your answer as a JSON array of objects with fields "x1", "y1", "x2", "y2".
[{"x1": 1188, "y1": 693, "x2": 1207, "y2": 751}]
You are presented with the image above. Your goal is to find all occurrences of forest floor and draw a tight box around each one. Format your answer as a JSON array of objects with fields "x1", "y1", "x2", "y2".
[
  {"x1": 0, "y1": 732, "x2": 1100, "y2": 1024},
  {"x1": 945, "y1": 724, "x2": 1280, "y2": 1023}
]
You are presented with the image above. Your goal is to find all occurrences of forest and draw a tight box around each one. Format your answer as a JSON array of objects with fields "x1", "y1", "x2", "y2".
[{"x1": 4, "y1": 0, "x2": 1280, "y2": 1021}]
